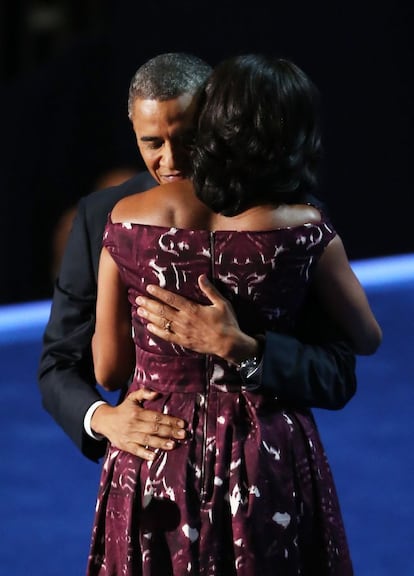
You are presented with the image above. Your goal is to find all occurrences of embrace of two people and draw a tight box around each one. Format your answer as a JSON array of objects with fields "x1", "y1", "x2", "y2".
[{"x1": 39, "y1": 52, "x2": 381, "y2": 575}]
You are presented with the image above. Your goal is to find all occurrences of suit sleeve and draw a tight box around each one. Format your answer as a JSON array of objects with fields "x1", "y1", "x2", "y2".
[
  {"x1": 261, "y1": 289, "x2": 357, "y2": 409},
  {"x1": 37, "y1": 174, "x2": 156, "y2": 462},
  {"x1": 37, "y1": 197, "x2": 107, "y2": 462}
]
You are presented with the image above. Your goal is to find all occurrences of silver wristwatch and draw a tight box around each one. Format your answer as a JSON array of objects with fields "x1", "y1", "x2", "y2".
[{"x1": 238, "y1": 356, "x2": 263, "y2": 391}]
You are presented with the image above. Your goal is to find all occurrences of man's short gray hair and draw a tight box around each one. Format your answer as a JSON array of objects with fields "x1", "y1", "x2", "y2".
[{"x1": 127, "y1": 52, "x2": 212, "y2": 119}]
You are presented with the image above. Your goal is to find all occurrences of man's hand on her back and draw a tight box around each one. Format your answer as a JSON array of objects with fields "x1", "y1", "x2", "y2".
[
  {"x1": 136, "y1": 274, "x2": 259, "y2": 365},
  {"x1": 91, "y1": 388, "x2": 187, "y2": 460}
]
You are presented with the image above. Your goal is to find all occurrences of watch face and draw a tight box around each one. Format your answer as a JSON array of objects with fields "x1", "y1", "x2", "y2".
[{"x1": 239, "y1": 357, "x2": 259, "y2": 380}]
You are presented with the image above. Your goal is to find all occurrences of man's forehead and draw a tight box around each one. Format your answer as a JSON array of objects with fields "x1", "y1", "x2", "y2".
[{"x1": 131, "y1": 93, "x2": 196, "y2": 118}]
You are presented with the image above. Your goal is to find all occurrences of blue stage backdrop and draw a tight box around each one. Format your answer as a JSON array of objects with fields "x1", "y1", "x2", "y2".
[{"x1": 1, "y1": 254, "x2": 413, "y2": 576}]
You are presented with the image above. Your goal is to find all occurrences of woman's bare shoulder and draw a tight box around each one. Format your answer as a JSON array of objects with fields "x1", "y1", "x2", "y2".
[
  {"x1": 110, "y1": 180, "x2": 201, "y2": 226},
  {"x1": 274, "y1": 203, "x2": 323, "y2": 228}
]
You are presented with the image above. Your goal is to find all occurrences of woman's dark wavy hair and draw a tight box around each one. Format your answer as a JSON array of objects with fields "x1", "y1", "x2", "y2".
[{"x1": 191, "y1": 54, "x2": 322, "y2": 216}]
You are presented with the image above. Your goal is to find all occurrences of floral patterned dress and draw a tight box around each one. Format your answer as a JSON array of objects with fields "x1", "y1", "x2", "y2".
[{"x1": 86, "y1": 215, "x2": 353, "y2": 576}]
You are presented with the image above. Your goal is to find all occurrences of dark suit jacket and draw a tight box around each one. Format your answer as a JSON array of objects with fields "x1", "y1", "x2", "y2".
[{"x1": 38, "y1": 173, "x2": 356, "y2": 462}]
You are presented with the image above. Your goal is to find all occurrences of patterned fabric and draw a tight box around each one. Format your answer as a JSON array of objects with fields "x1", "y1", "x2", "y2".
[{"x1": 87, "y1": 216, "x2": 353, "y2": 575}]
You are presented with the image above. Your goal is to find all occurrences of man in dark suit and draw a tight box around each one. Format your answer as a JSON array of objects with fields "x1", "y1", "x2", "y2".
[{"x1": 38, "y1": 53, "x2": 356, "y2": 463}]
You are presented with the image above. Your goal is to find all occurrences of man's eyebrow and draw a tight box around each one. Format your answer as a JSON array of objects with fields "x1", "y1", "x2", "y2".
[{"x1": 139, "y1": 136, "x2": 160, "y2": 142}]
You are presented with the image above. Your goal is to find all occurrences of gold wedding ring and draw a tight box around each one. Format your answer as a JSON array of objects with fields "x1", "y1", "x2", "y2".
[{"x1": 164, "y1": 320, "x2": 172, "y2": 332}]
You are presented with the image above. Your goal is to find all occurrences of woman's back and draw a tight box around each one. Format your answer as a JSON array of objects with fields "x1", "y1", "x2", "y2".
[
  {"x1": 108, "y1": 180, "x2": 380, "y2": 358},
  {"x1": 104, "y1": 183, "x2": 335, "y2": 362}
]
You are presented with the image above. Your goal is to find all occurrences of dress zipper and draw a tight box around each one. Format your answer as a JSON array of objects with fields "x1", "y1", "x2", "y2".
[{"x1": 199, "y1": 231, "x2": 215, "y2": 504}]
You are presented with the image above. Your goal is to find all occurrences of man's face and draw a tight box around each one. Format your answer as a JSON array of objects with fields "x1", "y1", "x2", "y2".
[{"x1": 130, "y1": 94, "x2": 197, "y2": 184}]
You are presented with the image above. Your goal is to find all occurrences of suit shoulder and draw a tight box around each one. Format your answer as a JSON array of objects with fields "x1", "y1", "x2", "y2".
[{"x1": 81, "y1": 172, "x2": 156, "y2": 214}]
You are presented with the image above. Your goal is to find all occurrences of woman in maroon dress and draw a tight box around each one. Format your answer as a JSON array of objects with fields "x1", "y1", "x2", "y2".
[{"x1": 87, "y1": 54, "x2": 381, "y2": 575}]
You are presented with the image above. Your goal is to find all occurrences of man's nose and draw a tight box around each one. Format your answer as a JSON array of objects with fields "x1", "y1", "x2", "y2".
[{"x1": 160, "y1": 142, "x2": 176, "y2": 169}]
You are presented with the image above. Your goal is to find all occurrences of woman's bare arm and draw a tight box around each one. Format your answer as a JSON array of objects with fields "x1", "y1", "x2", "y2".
[
  {"x1": 313, "y1": 235, "x2": 382, "y2": 355},
  {"x1": 92, "y1": 248, "x2": 135, "y2": 390}
]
